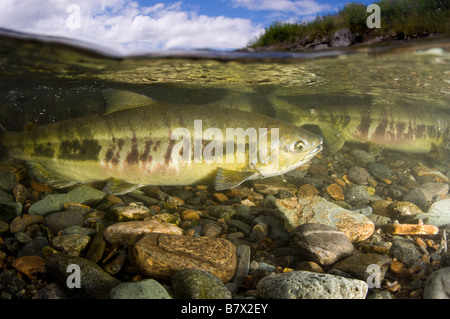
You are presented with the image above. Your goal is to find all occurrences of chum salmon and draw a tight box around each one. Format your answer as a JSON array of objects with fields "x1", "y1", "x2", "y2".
[
  {"x1": 268, "y1": 95, "x2": 449, "y2": 162},
  {"x1": 0, "y1": 89, "x2": 322, "y2": 194}
]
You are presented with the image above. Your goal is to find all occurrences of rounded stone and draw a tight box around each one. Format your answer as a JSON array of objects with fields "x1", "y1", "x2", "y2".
[
  {"x1": 423, "y1": 267, "x2": 450, "y2": 299},
  {"x1": 110, "y1": 279, "x2": 172, "y2": 299},
  {"x1": 257, "y1": 270, "x2": 368, "y2": 299},
  {"x1": 292, "y1": 223, "x2": 355, "y2": 266},
  {"x1": 387, "y1": 201, "x2": 423, "y2": 220},
  {"x1": 367, "y1": 163, "x2": 394, "y2": 181},
  {"x1": 43, "y1": 211, "x2": 84, "y2": 235},
  {"x1": 389, "y1": 239, "x2": 422, "y2": 266},
  {"x1": 130, "y1": 233, "x2": 237, "y2": 282},
  {"x1": 347, "y1": 166, "x2": 371, "y2": 185},
  {"x1": 10, "y1": 214, "x2": 44, "y2": 234},
  {"x1": 171, "y1": 269, "x2": 232, "y2": 299},
  {"x1": 52, "y1": 234, "x2": 91, "y2": 256}
]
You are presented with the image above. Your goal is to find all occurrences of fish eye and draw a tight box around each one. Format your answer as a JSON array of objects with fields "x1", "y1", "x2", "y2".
[{"x1": 294, "y1": 141, "x2": 305, "y2": 152}]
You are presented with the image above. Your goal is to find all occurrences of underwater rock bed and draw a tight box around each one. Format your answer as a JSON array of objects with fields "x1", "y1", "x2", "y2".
[{"x1": 0, "y1": 145, "x2": 449, "y2": 299}]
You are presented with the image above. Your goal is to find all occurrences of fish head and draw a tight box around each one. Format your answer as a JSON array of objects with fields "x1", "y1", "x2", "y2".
[{"x1": 255, "y1": 125, "x2": 323, "y2": 177}]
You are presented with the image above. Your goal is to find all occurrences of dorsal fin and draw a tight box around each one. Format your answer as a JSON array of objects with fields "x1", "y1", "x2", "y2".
[{"x1": 102, "y1": 89, "x2": 156, "y2": 115}]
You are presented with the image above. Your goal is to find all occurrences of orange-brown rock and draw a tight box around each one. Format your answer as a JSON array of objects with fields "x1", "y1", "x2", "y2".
[
  {"x1": 12, "y1": 256, "x2": 46, "y2": 279},
  {"x1": 297, "y1": 184, "x2": 319, "y2": 197},
  {"x1": 213, "y1": 193, "x2": 229, "y2": 202},
  {"x1": 385, "y1": 223, "x2": 439, "y2": 235},
  {"x1": 325, "y1": 183, "x2": 345, "y2": 201},
  {"x1": 130, "y1": 233, "x2": 236, "y2": 283}
]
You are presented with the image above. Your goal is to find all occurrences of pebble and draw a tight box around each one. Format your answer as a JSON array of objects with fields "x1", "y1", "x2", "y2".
[
  {"x1": 42, "y1": 210, "x2": 84, "y2": 235},
  {"x1": 52, "y1": 234, "x2": 91, "y2": 256},
  {"x1": 171, "y1": 268, "x2": 232, "y2": 299},
  {"x1": 44, "y1": 247, "x2": 121, "y2": 299},
  {"x1": 208, "y1": 205, "x2": 237, "y2": 220},
  {"x1": 423, "y1": 267, "x2": 450, "y2": 299},
  {"x1": 347, "y1": 166, "x2": 371, "y2": 185},
  {"x1": 325, "y1": 183, "x2": 345, "y2": 201},
  {"x1": 9, "y1": 214, "x2": 44, "y2": 234},
  {"x1": 0, "y1": 169, "x2": 19, "y2": 192},
  {"x1": 32, "y1": 282, "x2": 68, "y2": 299},
  {"x1": 11, "y1": 255, "x2": 46, "y2": 279},
  {"x1": 130, "y1": 233, "x2": 237, "y2": 282},
  {"x1": 407, "y1": 199, "x2": 450, "y2": 227},
  {"x1": 332, "y1": 253, "x2": 393, "y2": 282},
  {"x1": 412, "y1": 165, "x2": 449, "y2": 182},
  {"x1": 291, "y1": 223, "x2": 355, "y2": 265},
  {"x1": 233, "y1": 245, "x2": 251, "y2": 287},
  {"x1": 257, "y1": 270, "x2": 368, "y2": 299},
  {"x1": 109, "y1": 204, "x2": 151, "y2": 221},
  {"x1": 297, "y1": 184, "x2": 319, "y2": 197},
  {"x1": 403, "y1": 187, "x2": 432, "y2": 211},
  {"x1": 387, "y1": 201, "x2": 423, "y2": 220},
  {"x1": 0, "y1": 201, "x2": 22, "y2": 223},
  {"x1": 181, "y1": 209, "x2": 201, "y2": 221},
  {"x1": 389, "y1": 239, "x2": 423, "y2": 266},
  {"x1": 110, "y1": 279, "x2": 172, "y2": 299},
  {"x1": 345, "y1": 185, "x2": 382, "y2": 203},
  {"x1": 28, "y1": 185, "x2": 106, "y2": 216},
  {"x1": 103, "y1": 220, "x2": 184, "y2": 245},
  {"x1": 368, "y1": 163, "x2": 394, "y2": 181},
  {"x1": 275, "y1": 195, "x2": 374, "y2": 242},
  {"x1": 349, "y1": 149, "x2": 376, "y2": 165},
  {"x1": 385, "y1": 223, "x2": 439, "y2": 235},
  {"x1": 17, "y1": 236, "x2": 50, "y2": 257}
]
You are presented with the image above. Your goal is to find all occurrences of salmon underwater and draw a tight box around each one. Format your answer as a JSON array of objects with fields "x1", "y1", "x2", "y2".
[
  {"x1": 0, "y1": 89, "x2": 322, "y2": 195},
  {"x1": 268, "y1": 95, "x2": 450, "y2": 162}
]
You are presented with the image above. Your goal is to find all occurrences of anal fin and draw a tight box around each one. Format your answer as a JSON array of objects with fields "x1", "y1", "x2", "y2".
[
  {"x1": 27, "y1": 162, "x2": 78, "y2": 189},
  {"x1": 215, "y1": 167, "x2": 256, "y2": 191},
  {"x1": 102, "y1": 178, "x2": 141, "y2": 195}
]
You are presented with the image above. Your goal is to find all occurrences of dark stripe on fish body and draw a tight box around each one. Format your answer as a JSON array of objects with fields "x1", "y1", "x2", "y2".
[
  {"x1": 125, "y1": 133, "x2": 139, "y2": 164},
  {"x1": 32, "y1": 142, "x2": 54, "y2": 158},
  {"x1": 164, "y1": 138, "x2": 176, "y2": 164},
  {"x1": 58, "y1": 139, "x2": 101, "y2": 161},
  {"x1": 357, "y1": 108, "x2": 372, "y2": 139},
  {"x1": 139, "y1": 140, "x2": 153, "y2": 163},
  {"x1": 109, "y1": 139, "x2": 124, "y2": 166}
]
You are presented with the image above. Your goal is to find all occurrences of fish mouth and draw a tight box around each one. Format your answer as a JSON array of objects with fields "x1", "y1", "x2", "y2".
[{"x1": 261, "y1": 142, "x2": 323, "y2": 178}]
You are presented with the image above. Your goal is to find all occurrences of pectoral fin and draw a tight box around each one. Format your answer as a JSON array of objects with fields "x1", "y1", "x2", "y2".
[
  {"x1": 317, "y1": 126, "x2": 345, "y2": 153},
  {"x1": 27, "y1": 162, "x2": 78, "y2": 188},
  {"x1": 102, "y1": 178, "x2": 142, "y2": 195},
  {"x1": 215, "y1": 167, "x2": 256, "y2": 191},
  {"x1": 368, "y1": 143, "x2": 384, "y2": 156}
]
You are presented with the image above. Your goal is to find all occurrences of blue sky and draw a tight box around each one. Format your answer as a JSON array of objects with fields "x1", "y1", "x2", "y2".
[{"x1": 0, "y1": 0, "x2": 376, "y2": 53}]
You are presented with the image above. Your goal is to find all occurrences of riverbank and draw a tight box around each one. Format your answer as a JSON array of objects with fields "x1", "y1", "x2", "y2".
[
  {"x1": 241, "y1": 29, "x2": 446, "y2": 52},
  {"x1": 244, "y1": 0, "x2": 449, "y2": 52}
]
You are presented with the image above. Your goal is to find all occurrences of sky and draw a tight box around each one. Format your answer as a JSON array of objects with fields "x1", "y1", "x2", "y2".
[{"x1": 0, "y1": 0, "x2": 375, "y2": 54}]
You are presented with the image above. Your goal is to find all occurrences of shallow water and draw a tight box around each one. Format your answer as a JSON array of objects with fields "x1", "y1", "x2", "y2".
[
  {"x1": 1, "y1": 28, "x2": 450, "y2": 301},
  {"x1": 0, "y1": 28, "x2": 449, "y2": 163}
]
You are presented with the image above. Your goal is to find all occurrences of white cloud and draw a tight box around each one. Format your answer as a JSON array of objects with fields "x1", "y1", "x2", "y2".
[
  {"x1": 0, "y1": 0, "x2": 263, "y2": 54},
  {"x1": 230, "y1": 0, "x2": 330, "y2": 16}
]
